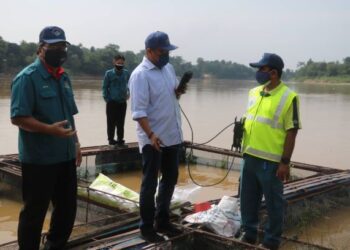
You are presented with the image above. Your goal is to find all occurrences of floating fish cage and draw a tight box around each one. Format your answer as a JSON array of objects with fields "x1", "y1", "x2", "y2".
[{"x1": 0, "y1": 142, "x2": 350, "y2": 250}]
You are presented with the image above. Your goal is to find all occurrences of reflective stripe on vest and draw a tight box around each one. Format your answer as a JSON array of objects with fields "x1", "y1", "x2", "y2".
[
  {"x1": 245, "y1": 114, "x2": 283, "y2": 129},
  {"x1": 245, "y1": 88, "x2": 292, "y2": 129},
  {"x1": 243, "y1": 83, "x2": 296, "y2": 162},
  {"x1": 245, "y1": 147, "x2": 281, "y2": 162},
  {"x1": 273, "y1": 88, "x2": 292, "y2": 126}
]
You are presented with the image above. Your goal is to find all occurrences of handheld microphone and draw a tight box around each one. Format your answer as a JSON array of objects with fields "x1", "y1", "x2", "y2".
[{"x1": 176, "y1": 71, "x2": 193, "y2": 94}]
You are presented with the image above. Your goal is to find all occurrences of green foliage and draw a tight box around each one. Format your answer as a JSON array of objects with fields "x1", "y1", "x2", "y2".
[
  {"x1": 0, "y1": 36, "x2": 7, "y2": 72},
  {"x1": 294, "y1": 57, "x2": 350, "y2": 81},
  {"x1": 0, "y1": 37, "x2": 254, "y2": 79},
  {"x1": 195, "y1": 57, "x2": 254, "y2": 79},
  {"x1": 2, "y1": 37, "x2": 350, "y2": 82}
]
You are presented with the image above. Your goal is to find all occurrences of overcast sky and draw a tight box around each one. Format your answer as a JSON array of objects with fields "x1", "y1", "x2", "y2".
[{"x1": 0, "y1": 0, "x2": 349, "y2": 69}]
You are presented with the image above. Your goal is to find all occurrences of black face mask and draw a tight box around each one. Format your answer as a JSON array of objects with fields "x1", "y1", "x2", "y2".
[
  {"x1": 44, "y1": 49, "x2": 67, "y2": 67},
  {"x1": 115, "y1": 65, "x2": 124, "y2": 71}
]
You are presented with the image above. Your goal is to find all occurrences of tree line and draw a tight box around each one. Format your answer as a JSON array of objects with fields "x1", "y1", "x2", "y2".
[
  {"x1": 294, "y1": 58, "x2": 350, "y2": 80},
  {"x1": 1, "y1": 36, "x2": 349, "y2": 81},
  {"x1": 0, "y1": 36, "x2": 255, "y2": 79}
]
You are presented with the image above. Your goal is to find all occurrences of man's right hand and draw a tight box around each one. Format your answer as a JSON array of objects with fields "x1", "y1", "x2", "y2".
[
  {"x1": 135, "y1": 117, "x2": 162, "y2": 151},
  {"x1": 50, "y1": 120, "x2": 76, "y2": 137},
  {"x1": 150, "y1": 133, "x2": 163, "y2": 152}
]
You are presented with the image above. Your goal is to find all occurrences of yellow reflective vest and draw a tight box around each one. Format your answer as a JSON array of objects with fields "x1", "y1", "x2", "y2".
[{"x1": 242, "y1": 82, "x2": 297, "y2": 162}]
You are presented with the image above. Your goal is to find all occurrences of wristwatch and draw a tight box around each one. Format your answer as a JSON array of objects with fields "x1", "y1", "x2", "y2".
[{"x1": 281, "y1": 157, "x2": 290, "y2": 165}]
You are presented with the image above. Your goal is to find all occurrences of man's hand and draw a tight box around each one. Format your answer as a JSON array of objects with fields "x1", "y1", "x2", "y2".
[
  {"x1": 76, "y1": 143, "x2": 82, "y2": 167},
  {"x1": 50, "y1": 120, "x2": 76, "y2": 137},
  {"x1": 136, "y1": 117, "x2": 162, "y2": 151},
  {"x1": 175, "y1": 89, "x2": 184, "y2": 99},
  {"x1": 175, "y1": 71, "x2": 192, "y2": 99},
  {"x1": 276, "y1": 163, "x2": 290, "y2": 182},
  {"x1": 150, "y1": 133, "x2": 163, "y2": 152}
]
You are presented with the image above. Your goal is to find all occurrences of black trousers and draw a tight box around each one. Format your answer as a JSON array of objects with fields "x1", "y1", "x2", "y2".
[
  {"x1": 106, "y1": 101, "x2": 127, "y2": 142},
  {"x1": 139, "y1": 144, "x2": 180, "y2": 232},
  {"x1": 18, "y1": 160, "x2": 77, "y2": 250}
]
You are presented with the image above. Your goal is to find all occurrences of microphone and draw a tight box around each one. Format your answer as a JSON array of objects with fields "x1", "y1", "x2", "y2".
[
  {"x1": 176, "y1": 71, "x2": 193, "y2": 95},
  {"x1": 260, "y1": 91, "x2": 270, "y2": 97}
]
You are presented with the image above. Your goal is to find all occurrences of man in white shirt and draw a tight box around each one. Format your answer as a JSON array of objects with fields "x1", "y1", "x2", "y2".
[{"x1": 129, "y1": 31, "x2": 183, "y2": 243}]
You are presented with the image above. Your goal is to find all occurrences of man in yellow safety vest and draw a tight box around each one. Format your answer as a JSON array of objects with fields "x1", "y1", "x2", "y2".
[{"x1": 239, "y1": 53, "x2": 301, "y2": 250}]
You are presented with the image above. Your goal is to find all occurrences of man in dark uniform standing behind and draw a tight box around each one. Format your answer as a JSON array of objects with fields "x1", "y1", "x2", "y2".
[{"x1": 102, "y1": 55, "x2": 130, "y2": 146}]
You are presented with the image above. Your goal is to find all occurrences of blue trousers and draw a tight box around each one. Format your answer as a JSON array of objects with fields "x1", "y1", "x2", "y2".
[
  {"x1": 139, "y1": 144, "x2": 180, "y2": 231},
  {"x1": 240, "y1": 154, "x2": 285, "y2": 247}
]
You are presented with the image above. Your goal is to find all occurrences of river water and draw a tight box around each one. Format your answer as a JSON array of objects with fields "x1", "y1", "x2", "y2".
[{"x1": 0, "y1": 76, "x2": 350, "y2": 248}]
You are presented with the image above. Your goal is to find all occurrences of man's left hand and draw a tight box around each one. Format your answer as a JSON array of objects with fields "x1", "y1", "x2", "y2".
[
  {"x1": 276, "y1": 163, "x2": 290, "y2": 182},
  {"x1": 76, "y1": 143, "x2": 82, "y2": 167}
]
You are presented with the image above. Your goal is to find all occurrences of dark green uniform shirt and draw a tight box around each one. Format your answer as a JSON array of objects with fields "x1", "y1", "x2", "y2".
[
  {"x1": 10, "y1": 58, "x2": 78, "y2": 165},
  {"x1": 102, "y1": 68, "x2": 130, "y2": 103}
]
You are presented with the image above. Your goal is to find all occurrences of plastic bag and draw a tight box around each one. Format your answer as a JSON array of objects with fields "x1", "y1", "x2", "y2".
[
  {"x1": 78, "y1": 173, "x2": 139, "y2": 212},
  {"x1": 171, "y1": 186, "x2": 201, "y2": 206},
  {"x1": 184, "y1": 196, "x2": 241, "y2": 237}
]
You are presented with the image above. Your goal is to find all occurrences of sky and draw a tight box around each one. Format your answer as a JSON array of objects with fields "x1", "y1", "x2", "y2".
[{"x1": 0, "y1": 0, "x2": 349, "y2": 69}]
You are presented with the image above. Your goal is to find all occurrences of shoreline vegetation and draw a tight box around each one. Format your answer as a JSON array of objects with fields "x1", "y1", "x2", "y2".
[
  {"x1": 2, "y1": 73, "x2": 350, "y2": 85},
  {"x1": 0, "y1": 37, "x2": 350, "y2": 83},
  {"x1": 2, "y1": 72, "x2": 350, "y2": 85},
  {"x1": 293, "y1": 76, "x2": 350, "y2": 84}
]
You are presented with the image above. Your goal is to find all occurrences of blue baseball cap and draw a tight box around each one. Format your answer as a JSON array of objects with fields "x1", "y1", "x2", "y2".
[
  {"x1": 145, "y1": 31, "x2": 177, "y2": 51},
  {"x1": 249, "y1": 53, "x2": 284, "y2": 71},
  {"x1": 39, "y1": 26, "x2": 70, "y2": 44}
]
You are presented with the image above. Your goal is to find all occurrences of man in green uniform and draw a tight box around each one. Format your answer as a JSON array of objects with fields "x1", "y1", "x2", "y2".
[
  {"x1": 10, "y1": 26, "x2": 81, "y2": 250},
  {"x1": 102, "y1": 55, "x2": 130, "y2": 146},
  {"x1": 240, "y1": 53, "x2": 301, "y2": 250}
]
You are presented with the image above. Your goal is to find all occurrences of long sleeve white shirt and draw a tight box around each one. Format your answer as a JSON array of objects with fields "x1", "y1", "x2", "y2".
[{"x1": 129, "y1": 56, "x2": 183, "y2": 152}]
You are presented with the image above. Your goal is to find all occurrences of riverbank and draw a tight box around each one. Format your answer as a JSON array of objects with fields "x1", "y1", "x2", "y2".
[{"x1": 292, "y1": 76, "x2": 350, "y2": 84}]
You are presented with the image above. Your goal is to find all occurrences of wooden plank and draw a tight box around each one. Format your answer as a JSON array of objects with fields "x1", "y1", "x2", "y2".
[
  {"x1": 284, "y1": 172, "x2": 350, "y2": 191},
  {"x1": 284, "y1": 176, "x2": 350, "y2": 195},
  {"x1": 0, "y1": 165, "x2": 21, "y2": 177},
  {"x1": 284, "y1": 178, "x2": 345, "y2": 192},
  {"x1": 183, "y1": 141, "x2": 342, "y2": 174},
  {"x1": 81, "y1": 144, "x2": 139, "y2": 157},
  {"x1": 0, "y1": 144, "x2": 140, "y2": 160},
  {"x1": 0, "y1": 143, "x2": 343, "y2": 175},
  {"x1": 79, "y1": 230, "x2": 146, "y2": 250}
]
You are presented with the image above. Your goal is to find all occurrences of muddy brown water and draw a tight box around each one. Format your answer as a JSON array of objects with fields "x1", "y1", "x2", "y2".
[{"x1": 1, "y1": 77, "x2": 350, "y2": 248}]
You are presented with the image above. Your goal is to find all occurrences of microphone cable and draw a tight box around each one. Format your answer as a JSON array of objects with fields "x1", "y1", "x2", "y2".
[{"x1": 180, "y1": 105, "x2": 238, "y2": 187}]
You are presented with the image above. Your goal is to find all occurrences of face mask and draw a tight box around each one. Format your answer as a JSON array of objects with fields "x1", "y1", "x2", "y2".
[
  {"x1": 155, "y1": 53, "x2": 169, "y2": 69},
  {"x1": 115, "y1": 64, "x2": 124, "y2": 71},
  {"x1": 255, "y1": 71, "x2": 271, "y2": 85},
  {"x1": 44, "y1": 49, "x2": 67, "y2": 67}
]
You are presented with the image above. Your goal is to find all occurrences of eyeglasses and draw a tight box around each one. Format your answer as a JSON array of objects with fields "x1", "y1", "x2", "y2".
[{"x1": 43, "y1": 44, "x2": 68, "y2": 51}]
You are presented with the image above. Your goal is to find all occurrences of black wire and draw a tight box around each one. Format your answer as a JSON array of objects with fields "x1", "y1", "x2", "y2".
[
  {"x1": 186, "y1": 147, "x2": 236, "y2": 187},
  {"x1": 193, "y1": 122, "x2": 235, "y2": 146},
  {"x1": 179, "y1": 105, "x2": 235, "y2": 146},
  {"x1": 180, "y1": 104, "x2": 237, "y2": 187}
]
